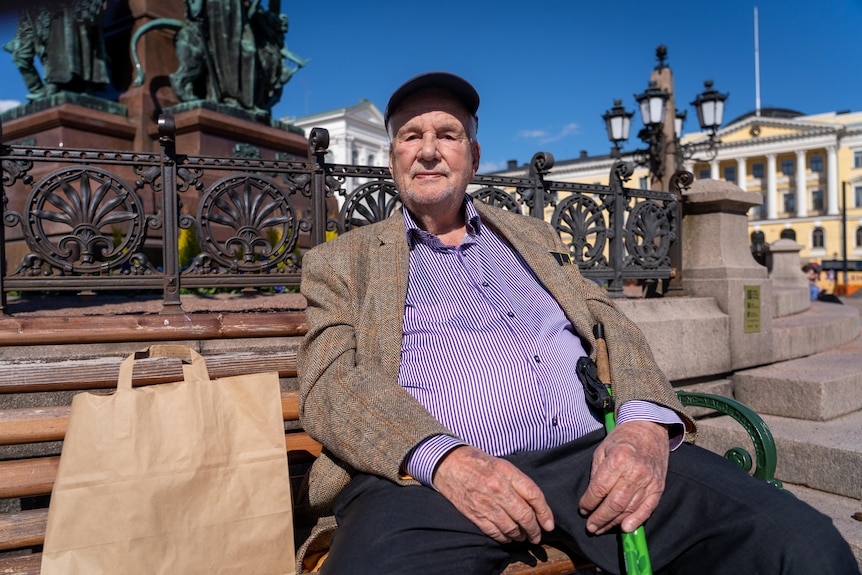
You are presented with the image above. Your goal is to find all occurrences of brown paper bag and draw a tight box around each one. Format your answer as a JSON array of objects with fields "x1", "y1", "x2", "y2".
[{"x1": 41, "y1": 344, "x2": 296, "y2": 575}]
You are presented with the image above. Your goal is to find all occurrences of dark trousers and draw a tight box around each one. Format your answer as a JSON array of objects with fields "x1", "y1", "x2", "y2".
[{"x1": 321, "y1": 430, "x2": 858, "y2": 575}]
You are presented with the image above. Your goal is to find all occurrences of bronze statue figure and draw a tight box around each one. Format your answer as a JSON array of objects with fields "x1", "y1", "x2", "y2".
[
  {"x1": 131, "y1": 0, "x2": 308, "y2": 117},
  {"x1": 4, "y1": 0, "x2": 109, "y2": 101}
]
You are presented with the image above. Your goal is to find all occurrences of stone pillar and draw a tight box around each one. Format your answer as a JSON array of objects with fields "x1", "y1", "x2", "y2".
[
  {"x1": 827, "y1": 145, "x2": 839, "y2": 216},
  {"x1": 766, "y1": 238, "x2": 810, "y2": 317},
  {"x1": 736, "y1": 157, "x2": 747, "y2": 192},
  {"x1": 795, "y1": 149, "x2": 808, "y2": 217},
  {"x1": 710, "y1": 159, "x2": 720, "y2": 180},
  {"x1": 682, "y1": 179, "x2": 774, "y2": 369},
  {"x1": 766, "y1": 153, "x2": 778, "y2": 219}
]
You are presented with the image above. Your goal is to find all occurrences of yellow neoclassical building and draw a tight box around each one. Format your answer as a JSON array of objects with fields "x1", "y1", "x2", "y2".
[
  {"x1": 496, "y1": 107, "x2": 862, "y2": 294},
  {"x1": 688, "y1": 107, "x2": 862, "y2": 294}
]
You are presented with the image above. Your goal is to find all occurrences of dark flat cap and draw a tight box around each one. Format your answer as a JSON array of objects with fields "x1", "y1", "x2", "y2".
[{"x1": 383, "y1": 72, "x2": 480, "y2": 129}]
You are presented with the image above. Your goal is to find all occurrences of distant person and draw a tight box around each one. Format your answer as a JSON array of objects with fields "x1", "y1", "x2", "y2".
[
  {"x1": 804, "y1": 263, "x2": 843, "y2": 304},
  {"x1": 803, "y1": 263, "x2": 821, "y2": 301}
]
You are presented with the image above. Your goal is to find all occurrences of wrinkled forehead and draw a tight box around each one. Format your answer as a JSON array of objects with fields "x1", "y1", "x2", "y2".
[{"x1": 388, "y1": 88, "x2": 474, "y2": 134}]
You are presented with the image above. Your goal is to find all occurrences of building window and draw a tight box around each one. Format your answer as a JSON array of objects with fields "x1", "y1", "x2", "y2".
[
  {"x1": 367, "y1": 154, "x2": 375, "y2": 165},
  {"x1": 752, "y1": 162, "x2": 764, "y2": 178},
  {"x1": 781, "y1": 159, "x2": 794, "y2": 176},
  {"x1": 780, "y1": 228, "x2": 797, "y2": 241},
  {"x1": 855, "y1": 151, "x2": 862, "y2": 168},
  {"x1": 856, "y1": 186, "x2": 862, "y2": 208},
  {"x1": 351, "y1": 150, "x2": 359, "y2": 164},
  {"x1": 812, "y1": 227, "x2": 825, "y2": 249},
  {"x1": 783, "y1": 193, "x2": 795, "y2": 214},
  {"x1": 638, "y1": 176, "x2": 648, "y2": 189},
  {"x1": 698, "y1": 168, "x2": 710, "y2": 180},
  {"x1": 811, "y1": 189, "x2": 824, "y2": 211},
  {"x1": 809, "y1": 155, "x2": 823, "y2": 173},
  {"x1": 856, "y1": 226, "x2": 862, "y2": 248},
  {"x1": 724, "y1": 165, "x2": 737, "y2": 183}
]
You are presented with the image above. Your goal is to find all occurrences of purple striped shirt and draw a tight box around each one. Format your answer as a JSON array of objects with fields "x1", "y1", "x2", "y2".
[{"x1": 400, "y1": 199, "x2": 682, "y2": 486}]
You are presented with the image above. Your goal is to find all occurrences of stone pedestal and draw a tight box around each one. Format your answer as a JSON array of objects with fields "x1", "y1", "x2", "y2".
[
  {"x1": 163, "y1": 102, "x2": 307, "y2": 159},
  {"x1": 767, "y1": 238, "x2": 810, "y2": 317},
  {"x1": 682, "y1": 179, "x2": 774, "y2": 369}
]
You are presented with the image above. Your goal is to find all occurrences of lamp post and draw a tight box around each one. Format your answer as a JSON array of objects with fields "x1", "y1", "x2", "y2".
[
  {"x1": 603, "y1": 46, "x2": 729, "y2": 192},
  {"x1": 602, "y1": 46, "x2": 729, "y2": 297}
]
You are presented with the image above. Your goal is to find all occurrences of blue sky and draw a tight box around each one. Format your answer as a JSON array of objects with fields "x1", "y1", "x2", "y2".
[{"x1": 1, "y1": 1, "x2": 861, "y2": 173}]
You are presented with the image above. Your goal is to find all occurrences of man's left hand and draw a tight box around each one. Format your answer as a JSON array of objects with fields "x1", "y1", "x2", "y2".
[{"x1": 578, "y1": 420, "x2": 669, "y2": 535}]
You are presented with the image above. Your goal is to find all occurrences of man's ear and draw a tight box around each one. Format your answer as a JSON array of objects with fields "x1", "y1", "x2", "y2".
[
  {"x1": 472, "y1": 141, "x2": 481, "y2": 174},
  {"x1": 388, "y1": 143, "x2": 395, "y2": 174}
]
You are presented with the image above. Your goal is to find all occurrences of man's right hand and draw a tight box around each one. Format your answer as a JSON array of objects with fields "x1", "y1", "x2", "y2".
[{"x1": 432, "y1": 445, "x2": 555, "y2": 544}]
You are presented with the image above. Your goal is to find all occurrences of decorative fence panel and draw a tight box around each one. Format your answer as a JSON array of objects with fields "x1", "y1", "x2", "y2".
[{"x1": 0, "y1": 118, "x2": 684, "y2": 314}]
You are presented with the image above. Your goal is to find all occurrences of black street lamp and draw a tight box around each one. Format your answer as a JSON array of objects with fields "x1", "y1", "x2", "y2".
[
  {"x1": 691, "y1": 79, "x2": 728, "y2": 142},
  {"x1": 603, "y1": 64, "x2": 729, "y2": 186},
  {"x1": 602, "y1": 99, "x2": 633, "y2": 158},
  {"x1": 635, "y1": 81, "x2": 669, "y2": 128}
]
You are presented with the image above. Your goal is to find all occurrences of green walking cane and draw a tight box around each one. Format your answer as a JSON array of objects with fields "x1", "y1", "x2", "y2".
[{"x1": 575, "y1": 323, "x2": 653, "y2": 575}]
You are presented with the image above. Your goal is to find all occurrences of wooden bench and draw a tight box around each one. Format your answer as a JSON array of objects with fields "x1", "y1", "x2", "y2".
[{"x1": 0, "y1": 349, "x2": 781, "y2": 575}]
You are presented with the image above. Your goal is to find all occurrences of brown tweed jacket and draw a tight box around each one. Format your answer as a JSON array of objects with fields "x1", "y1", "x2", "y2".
[{"x1": 297, "y1": 200, "x2": 694, "y2": 518}]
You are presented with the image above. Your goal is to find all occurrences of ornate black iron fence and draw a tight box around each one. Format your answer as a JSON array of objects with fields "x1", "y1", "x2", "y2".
[{"x1": 0, "y1": 118, "x2": 682, "y2": 314}]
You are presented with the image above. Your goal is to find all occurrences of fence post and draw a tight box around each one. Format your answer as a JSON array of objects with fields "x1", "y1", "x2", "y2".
[
  {"x1": 308, "y1": 128, "x2": 330, "y2": 248},
  {"x1": 158, "y1": 114, "x2": 183, "y2": 314},
  {"x1": 606, "y1": 161, "x2": 632, "y2": 298},
  {"x1": 527, "y1": 152, "x2": 555, "y2": 219},
  {"x1": 0, "y1": 121, "x2": 6, "y2": 315}
]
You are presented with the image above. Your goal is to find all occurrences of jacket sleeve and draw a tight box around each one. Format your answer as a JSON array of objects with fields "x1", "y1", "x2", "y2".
[{"x1": 297, "y1": 240, "x2": 454, "y2": 485}]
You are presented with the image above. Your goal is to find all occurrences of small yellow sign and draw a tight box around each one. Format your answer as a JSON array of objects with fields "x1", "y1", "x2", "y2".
[{"x1": 744, "y1": 285, "x2": 761, "y2": 333}]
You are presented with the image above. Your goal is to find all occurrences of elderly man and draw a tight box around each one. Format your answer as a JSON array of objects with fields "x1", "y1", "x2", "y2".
[{"x1": 298, "y1": 72, "x2": 856, "y2": 574}]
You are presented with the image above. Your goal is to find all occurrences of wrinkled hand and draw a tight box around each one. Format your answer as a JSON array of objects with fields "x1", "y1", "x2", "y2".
[
  {"x1": 433, "y1": 446, "x2": 554, "y2": 544},
  {"x1": 578, "y1": 421, "x2": 669, "y2": 535}
]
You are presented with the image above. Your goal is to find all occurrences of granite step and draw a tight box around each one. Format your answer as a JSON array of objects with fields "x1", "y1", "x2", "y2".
[
  {"x1": 732, "y1": 334, "x2": 862, "y2": 421},
  {"x1": 694, "y1": 409, "x2": 862, "y2": 501}
]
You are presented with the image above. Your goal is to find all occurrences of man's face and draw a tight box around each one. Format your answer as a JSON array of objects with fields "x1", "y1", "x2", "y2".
[
  {"x1": 806, "y1": 268, "x2": 819, "y2": 282},
  {"x1": 388, "y1": 90, "x2": 480, "y2": 213}
]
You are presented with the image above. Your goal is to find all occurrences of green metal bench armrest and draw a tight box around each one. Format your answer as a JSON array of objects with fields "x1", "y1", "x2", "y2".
[{"x1": 676, "y1": 391, "x2": 784, "y2": 490}]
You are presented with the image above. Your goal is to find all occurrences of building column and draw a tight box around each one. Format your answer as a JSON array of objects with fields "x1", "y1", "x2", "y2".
[
  {"x1": 710, "y1": 159, "x2": 720, "y2": 180},
  {"x1": 766, "y1": 153, "x2": 778, "y2": 219},
  {"x1": 827, "y1": 144, "x2": 839, "y2": 216},
  {"x1": 795, "y1": 149, "x2": 807, "y2": 217},
  {"x1": 736, "y1": 157, "x2": 747, "y2": 191}
]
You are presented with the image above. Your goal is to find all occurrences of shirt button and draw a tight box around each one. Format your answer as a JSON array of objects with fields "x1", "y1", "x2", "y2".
[
  {"x1": 482, "y1": 282, "x2": 490, "y2": 287},
  {"x1": 534, "y1": 355, "x2": 541, "y2": 363},
  {"x1": 507, "y1": 311, "x2": 515, "y2": 318},
  {"x1": 551, "y1": 417, "x2": 559, "y2": 427}
]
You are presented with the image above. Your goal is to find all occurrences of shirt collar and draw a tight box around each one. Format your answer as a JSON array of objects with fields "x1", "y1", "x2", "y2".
[{"x1": 404, "y1": 195, "x2": 482, "y2": 248}]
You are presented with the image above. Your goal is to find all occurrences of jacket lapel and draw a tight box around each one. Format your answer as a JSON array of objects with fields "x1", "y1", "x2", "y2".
[{"x1": 370, "y1": 213, "x2": 410, "y2": 379}]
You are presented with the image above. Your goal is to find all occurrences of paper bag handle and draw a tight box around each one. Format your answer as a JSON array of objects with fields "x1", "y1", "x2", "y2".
[{"x1": 117, "y1": 345, "x2": 211, "y2": 391}]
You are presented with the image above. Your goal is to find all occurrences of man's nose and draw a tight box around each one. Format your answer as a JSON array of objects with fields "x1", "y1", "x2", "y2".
[{"x1": 418, "y1": 134, "x2": 441, "y2": 161}]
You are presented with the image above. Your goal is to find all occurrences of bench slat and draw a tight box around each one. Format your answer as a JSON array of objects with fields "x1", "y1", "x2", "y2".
[
  {"x1": 0, "y1": 391, "x2": 303, "y2": 446},
  {"x1": 0, "y1": 457, "x2": 58, "y2": 499},
  {"x1": 0, "y1": 509, "x2": 47, "y2": 551},
  {"x1": 0, "y1": 352, "x2": 299, "y2": 394},
  {"x1": 502, "y1": 543, "x2": 588, "y2": 574},
  {"x1": 0, "y1": 551, "x2": 41, "y2": 575}
]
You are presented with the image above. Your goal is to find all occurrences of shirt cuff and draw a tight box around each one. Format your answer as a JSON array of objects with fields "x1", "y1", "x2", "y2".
[
  {"x1": 617, "y1": 400, "x2": 685, "y2": 451},
  {"x1": 404, "y1": 434, "x2": 466, "y2": 488}
]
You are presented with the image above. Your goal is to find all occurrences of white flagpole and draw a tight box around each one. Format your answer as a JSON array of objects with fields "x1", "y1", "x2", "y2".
[{"x1": 754, "y1": 6, "x2": 761, "y2": 117}]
